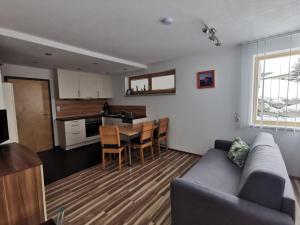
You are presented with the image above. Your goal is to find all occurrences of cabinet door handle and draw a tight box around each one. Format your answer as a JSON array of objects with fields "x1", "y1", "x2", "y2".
[
  {"x1": 78, "y1": 90, "x2": 80, "y2": 97},
  {"x1": 72, "y1": 132, "x2": 80, "y2": 135},
  {"x1": 72, "y1": 124, "x2": 79, "y2": 127}
]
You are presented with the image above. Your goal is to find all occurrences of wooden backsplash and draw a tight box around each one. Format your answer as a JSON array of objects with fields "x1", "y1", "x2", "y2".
[
  {"x1": 56, "y1": 100, "x2": 146, "y2": 118},
  {"x1": 56, "y1": 99, "x2": 106, "y2": 118},
  {"x1": 109, "y1": 105, "x2": 146, "y2": 117}
]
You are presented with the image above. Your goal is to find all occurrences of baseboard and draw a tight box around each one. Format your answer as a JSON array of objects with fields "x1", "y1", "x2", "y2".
[
  {"x1": 168, "y1": 147, "x2": 202, "y2": 157},
  {"x1": 290, "y1": 175, "x2": 300, "y2": 181}
]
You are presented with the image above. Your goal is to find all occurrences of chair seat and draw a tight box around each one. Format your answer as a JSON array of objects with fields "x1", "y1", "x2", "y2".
[
  {"x1": 154, "y1": 131, "x2": 167, "y2": 139},
  {"x1": 102, "y1": 141, "x2": 128, "y2": 149},
  {"x1": 131, "y1": 137, "x2": 152, "y2": 145}
]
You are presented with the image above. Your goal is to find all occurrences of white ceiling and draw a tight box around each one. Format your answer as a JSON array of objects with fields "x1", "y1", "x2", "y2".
[
  {"x1": 0, "y1": 35, "x2": 141, "y2": 74},
  {"x1": 0, "y1": 0, "x2": 300, "y2": 73}
]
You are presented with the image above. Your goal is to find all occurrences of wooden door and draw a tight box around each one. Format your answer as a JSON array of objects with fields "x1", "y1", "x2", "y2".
[{"x1": 7, "y1": 78, "x2": 53, "y2": 152}]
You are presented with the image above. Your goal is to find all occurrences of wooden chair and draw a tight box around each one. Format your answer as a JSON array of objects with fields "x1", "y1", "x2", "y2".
[
  {"x1": 100, "y1": 125, "x2": 127, "y2": 171},
  {"x1": 132, "y1": 121, "x2": 155, "y2": 166},
  {"x1": 154, "y1": 118, "x2": 169, "y2": 155}
]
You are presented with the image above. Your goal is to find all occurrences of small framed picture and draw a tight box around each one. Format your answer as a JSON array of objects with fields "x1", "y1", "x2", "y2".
[{"x1": 197, "y1": 70, "x2": 215, "y2": 89}]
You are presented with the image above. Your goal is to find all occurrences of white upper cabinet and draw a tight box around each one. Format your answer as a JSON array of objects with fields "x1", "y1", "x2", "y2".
[
  {"x1": 97, "y1": 75, "x2": 113, "y2": 98},
  {"x1": 57, "y1": 69, "x2": 113, "y2": 99},
  {"x1": 79, "y1": 73, "x2": 98, "y2": 98},
  {"x1": 57, "y1": 69, "x2": 80, "y2": 99}
]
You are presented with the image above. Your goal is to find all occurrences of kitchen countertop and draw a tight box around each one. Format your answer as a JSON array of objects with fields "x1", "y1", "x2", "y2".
[
  {"x1": 56, "y1": 113, "x2": 146, "y2": 121},
  {"x1": 56, "y1": 114, "x2": 102, "y2": 121}
]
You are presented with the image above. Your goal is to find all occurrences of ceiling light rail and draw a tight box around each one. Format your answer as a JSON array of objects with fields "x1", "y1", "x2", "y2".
[{"x1": 202, "y1": 24, "x2": 222, "y2": 46}]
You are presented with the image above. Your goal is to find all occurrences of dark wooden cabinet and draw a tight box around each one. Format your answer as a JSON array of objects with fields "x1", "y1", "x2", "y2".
[{"x1": 0, "y1": 143, "x2": 46, "y2": 225}]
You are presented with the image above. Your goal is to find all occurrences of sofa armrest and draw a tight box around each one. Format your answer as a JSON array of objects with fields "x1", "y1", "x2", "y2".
[
  {"x1": 171, "y1": 178, "x2": 294, "y2": 225},
  {"x1": 214, "y1": 140, "x2": 233, "y2": 151}
]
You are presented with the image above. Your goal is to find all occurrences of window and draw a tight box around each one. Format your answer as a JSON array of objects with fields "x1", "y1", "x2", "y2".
[
  {"x1": 252, "y1": 51, "x2": 300, "y2": 127},
  {"x1": 130, "y1": 78, "x2": 149, "y2": 92},
  {"x1": 128, "y1": 69, "x2": 176, "y2": 95}
]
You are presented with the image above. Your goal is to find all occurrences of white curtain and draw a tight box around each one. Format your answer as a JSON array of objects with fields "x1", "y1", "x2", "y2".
[{"x1": 240, "y1": 32, "x2": 300, "y2": 131}]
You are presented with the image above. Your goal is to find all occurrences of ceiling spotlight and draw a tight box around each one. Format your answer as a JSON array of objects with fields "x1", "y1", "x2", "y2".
[
  {"x1": 214, "y1": 38, "x2": 222, "y2": 46},
  {"x1": 209, "y1": 28, "x2": 216, "y2": 35},
  {"x1": 160, "y1": 17, "x2": 174, "y2": 25},
  {"x1": 93, "y1": 62, "x2": 98, "y2": 65},
  {"x1": 215, "y1": 41, "x2": 222, "y2": 46},
  {"x1": 202, "y1": 24, "x2": 209, "y2": 34},
  {"x1": 45, "y1": 52, "x2": 52, "y2": 56},
  {"x1": 209, "y1": 35, "x2": 216, "y2": 41}
]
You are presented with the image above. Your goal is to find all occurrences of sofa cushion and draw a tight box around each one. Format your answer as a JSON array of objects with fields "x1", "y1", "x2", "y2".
[
  {"x1": 182, "y1": 148, "x2": 242, "y2": 195},
  {"x1": 238, "y1": 141, "x2": 286, "y2": 211},
  {"x1": 282, "y1": 175, "x2": 295, "y2": 220},
  {"x1": 250, "y1": 132, "x2": 276, "y2": 151},
  {"x1": 228, "y1": 137, "x2": 250, "y2": 167}
]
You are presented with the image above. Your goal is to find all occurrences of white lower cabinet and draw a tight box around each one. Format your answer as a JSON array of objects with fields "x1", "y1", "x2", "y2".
[
  {"x1": 58, "y1": 119, "x2": 87, "y2": 150},
  {"x1": 65, "y1": 131, "x2": 86, "y2": 146}
]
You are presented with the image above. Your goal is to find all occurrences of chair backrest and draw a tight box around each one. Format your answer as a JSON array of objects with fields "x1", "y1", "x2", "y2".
[
  {"x1": 158, "y1": 118, "x2": 169, "y2": 138},
  {"x1": 140, "y1": 121, "x2": 154, "y2": 143},
  {"x1": 100, "y1": 125, "x2": 120, "y2": 147}
]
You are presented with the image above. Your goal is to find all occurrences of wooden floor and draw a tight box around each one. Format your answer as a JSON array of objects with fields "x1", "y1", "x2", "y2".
[
  {"x1": 46, "y1": 150, "x2": 300, "y2": 225},
  {"x1": 46, "y1": 150, "x2": 199, "y2": 225}
]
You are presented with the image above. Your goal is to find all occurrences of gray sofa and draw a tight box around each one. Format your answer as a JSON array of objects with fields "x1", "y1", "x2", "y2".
[{"x1": 171, "y1": 132, "x2": 295, "y2": 225}]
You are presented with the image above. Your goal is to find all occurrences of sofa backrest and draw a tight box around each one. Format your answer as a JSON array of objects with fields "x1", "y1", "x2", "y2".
[{"x1": 237, "y1": 132, "x2": 295, "y2": 220}]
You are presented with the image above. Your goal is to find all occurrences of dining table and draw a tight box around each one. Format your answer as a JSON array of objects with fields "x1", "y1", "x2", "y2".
[{"x1": 118, "y1": 122, "x2": 158, "y2": 166}]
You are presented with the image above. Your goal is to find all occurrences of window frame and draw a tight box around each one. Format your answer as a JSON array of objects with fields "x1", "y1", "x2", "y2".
[
  {"x1": 252, "y1": 50, "x2": 300, "y2": 128},
  {"x1": 128, "y1": 69, "x2": 176, "y2": 95}
]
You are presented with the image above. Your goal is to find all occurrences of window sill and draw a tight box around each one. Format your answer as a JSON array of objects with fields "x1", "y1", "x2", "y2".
[
  {"x1": 124, "y1": 93, "x2": 176, "y2": 97},
  {"x1": 249, "y1": 123, "x2": 300, "y2": 132}
]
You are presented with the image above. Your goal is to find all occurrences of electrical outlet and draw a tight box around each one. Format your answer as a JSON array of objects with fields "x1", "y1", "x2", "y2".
[
  {"x1": 235, "y1": 113, "x2": 240, "y2": 122},
  {"x1": 57, "y1": 106, "x2": 61, "y2": 112}
]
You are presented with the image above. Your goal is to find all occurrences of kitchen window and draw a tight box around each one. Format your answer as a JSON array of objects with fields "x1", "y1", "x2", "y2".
[
  {"x1": 252, "y1": 50, "x2": 300, "y2": 128},
  {"x1": 128, "y1": 69, "x2": 176, "y2": 95}
]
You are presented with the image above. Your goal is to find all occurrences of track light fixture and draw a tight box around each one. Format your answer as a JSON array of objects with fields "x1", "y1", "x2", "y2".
[
  {"x1": 202, "y1": 24, "x2": 222, "y2": 47},
  {"x1": 214, "y1": 38, "x2": 222, "y2": 46},
  {"x1": 202, "y1": 24, "x2": 209, "y2": 34},
  {"x1": 209, "y1": 35, "x2": 216, "y2": 41}
]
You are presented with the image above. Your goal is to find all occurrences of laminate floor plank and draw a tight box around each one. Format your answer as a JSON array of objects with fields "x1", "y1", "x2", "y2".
[
  {"x1": 46, "y1": 150, "x2": 300, "y2": 225},
  {"x1": 46, "y1": 150, "x2": 199, "y2": 225}
]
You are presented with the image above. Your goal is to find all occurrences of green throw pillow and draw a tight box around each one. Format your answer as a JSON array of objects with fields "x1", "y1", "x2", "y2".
[{"x1": 228, "y1": 137, "x2": 250, "y2": 167}]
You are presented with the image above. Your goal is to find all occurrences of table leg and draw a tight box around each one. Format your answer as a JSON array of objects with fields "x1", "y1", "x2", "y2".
[{"x1": 128, "y1": 136, "x2": 132, "y2": 166}]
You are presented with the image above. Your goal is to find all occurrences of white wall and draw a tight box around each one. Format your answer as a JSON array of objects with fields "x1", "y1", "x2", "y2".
[
  {"x1": 1, "y1": 64, "x2": 59, "y2": 146},
  {"x1": 111, "y1": 46, "x2": 241, "y2": 154},
  {"x1": 111, "y1": 45, "x2": 300, "y2": 177},
  {"x1": 2, "y1": 83, "x2": 19, "y2": 143},
  {"x1": 0, "y1": 68, "x2": 5, "y2": 109}
]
